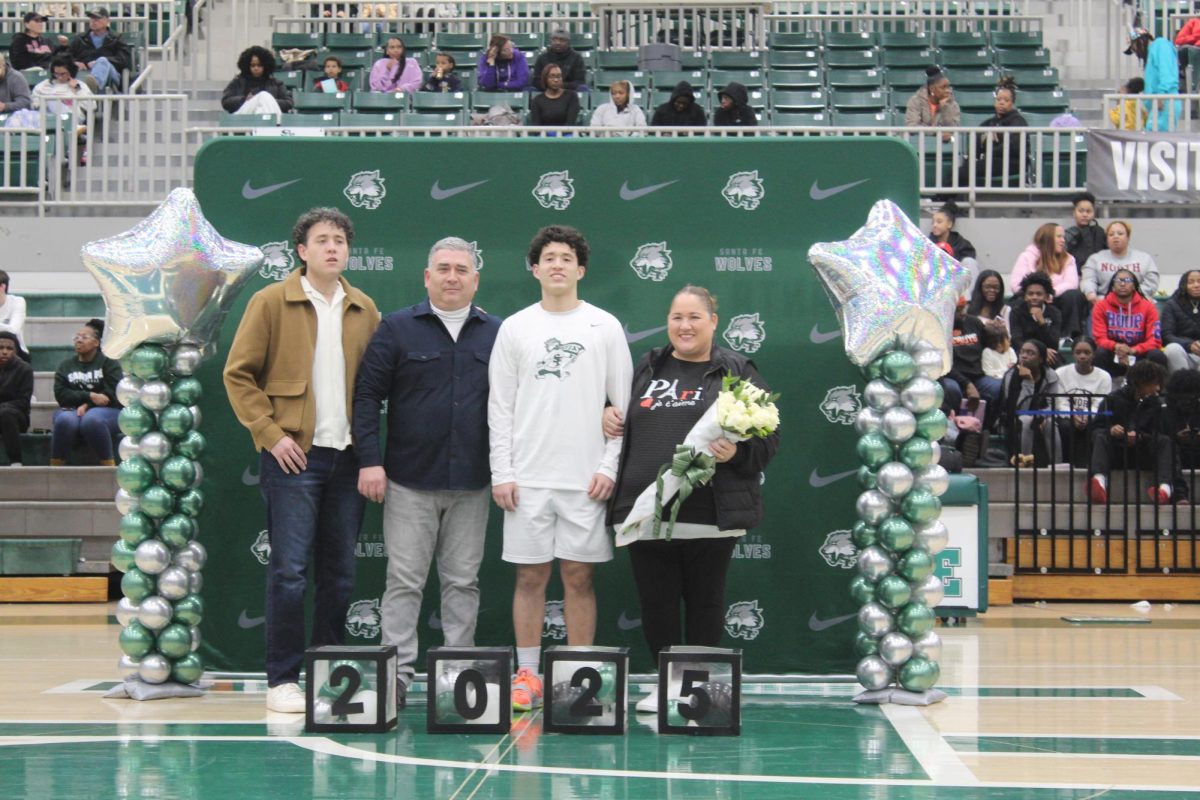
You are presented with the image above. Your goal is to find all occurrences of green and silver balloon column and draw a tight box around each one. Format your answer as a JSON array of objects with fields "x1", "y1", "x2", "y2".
[
  {"x1": 82, "y1": 189, "x2": 263, "y2": 698},
  {"x1": 808, "y1": 200, "x2": 970, "y2": 704}
]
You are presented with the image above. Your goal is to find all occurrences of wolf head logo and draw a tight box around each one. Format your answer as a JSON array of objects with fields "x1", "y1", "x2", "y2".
[
  {"x1": 629, "y1": 242, "x2": 673, "y2": 282},
  {"x1": 532, "y1": 170, "x2": 575, "y2": 210},
  {"x1": 250, "y1": 530, "x2": 271, "y2": 566},
  {"x1": 257, "y1": 242, "x2": 295, "y2": 282},
  {"x1": 543, "y1": 599, "x2": 567, "y2": 640},
  {"x1": 723, "y1": 313, "x2": 766, "y2": 354},
  {"x1": 345, "y1": 598, "x2": 382, "y2": 639},
  {"x1": 820, "y1": 385, "x2": 862, "y2": 425},
  {"x1": 724, "y1": 600, "x2": 765, "y2": 641},
  {"x1": 722, "y1": 170, "x2": 765, "y2": 211},
  {"x1": 536, "y1": 338, "x2": 585, "y2": 379},
  {"x1": 343, "y1": 169, "x2": 387, "y2": 210},
  {"x1": 819, "y1": 530, "x2": 858, "y2": 569}
]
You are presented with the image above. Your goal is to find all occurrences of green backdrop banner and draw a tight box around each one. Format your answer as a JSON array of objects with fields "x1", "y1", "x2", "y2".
[{"x1": 191, "y1": 137, "x2": 919, "y2": 675}]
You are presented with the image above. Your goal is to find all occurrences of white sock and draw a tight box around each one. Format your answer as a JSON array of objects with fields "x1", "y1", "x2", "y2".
[{"x1": 516, "y1": 646, "x2": 541, "y2": 673}]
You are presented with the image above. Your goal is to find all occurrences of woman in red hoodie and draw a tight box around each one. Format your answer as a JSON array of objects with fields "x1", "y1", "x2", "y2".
[{"x1": 1091, "y1": 268, "x2": 1168, "y2": 378}]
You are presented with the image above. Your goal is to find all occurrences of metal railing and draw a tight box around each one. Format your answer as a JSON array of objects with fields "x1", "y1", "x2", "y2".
[
  {"x1": 1104, "y1": 93, "x2": 1200, "y2": 132},
  {"x1": 272, "y1": 13, "x2": 598, "y2": 37},
  {"x1": 764, "y1": 12, "x2": 1043, "y2": 34}
]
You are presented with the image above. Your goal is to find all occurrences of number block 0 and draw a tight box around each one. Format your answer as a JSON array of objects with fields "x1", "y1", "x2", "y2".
[
  {"x1": 425, "y1": 647, "x2": 512, "y2": 734},
  {"x1": 657, "y1": 646, "x2": 742, "y2": 736},
  {"x1": 304, "y1": 644, "x2": 398, "y2": 734},
  {"x1": 543, "y1": 646, "x2": 629, "y2": 735}
]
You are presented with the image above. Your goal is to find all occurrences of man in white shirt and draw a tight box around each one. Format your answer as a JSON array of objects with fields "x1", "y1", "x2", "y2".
[
  {"x1": 489, "y1": 225, "x2": 633, "y2": 711},
  {"x1": 0, "y1": 270, "x2": 28, "y2": 358}
]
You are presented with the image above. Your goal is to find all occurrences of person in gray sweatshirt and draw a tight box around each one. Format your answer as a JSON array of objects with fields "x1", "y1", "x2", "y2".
[
  {"x1": 1081, "y1": 220, "x2": 1160, "y2": 300},
  {"x1": 0, "y1": 53, "x2": 33, "y2": 113}
]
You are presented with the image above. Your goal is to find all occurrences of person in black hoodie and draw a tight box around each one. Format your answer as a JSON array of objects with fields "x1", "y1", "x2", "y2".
[
  {"x1": 928, "y1": 201, "x2": 978, "y2": 274},
  {"x1": 531, "y1": 28, "x2": 587, "y2": 92},
  {"x1": 0, "y1": 332, "x2": 32, "y2": 467},
  {"x1": 1087, "y1": 359, "x2": 1173, "y2": 504},
  {"x1": 959, "y1": 76, "x2": 1028, "y2": 186},
  {"x1": 946, "y1": 298, "x2": 994, "y2": 414},
  {"x1": 1162, "y1": 270, "x2": 1200, "y2": 374},
  {"x1": 1009, "y1": 272, "x2": 1063, "y2": 366},
  {"x1": 1163, "y1": 369, "x2": 1200, "y2": 485},
  {"x1": 1064, "y1": 192, "x2": 1106, "y2": 273},
  {"x1": 221, "y1": 46, "x2": 293, "y2": 117},
  {"x1": 712, "y1": 81, "x2": 757, "y2": 127},
  {"x1": 651, "y1": 80, "x2": 707, "y2": 127},
  {"x1": 9, "y1": 12, "x2": 69, "y2": 72},
  {"x1": 1000, "y1": 338, "x2": 1062, "y2": 466}
]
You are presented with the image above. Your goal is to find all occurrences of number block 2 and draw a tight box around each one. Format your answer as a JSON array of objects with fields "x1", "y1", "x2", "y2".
[
  {"x1": 304, "y1": 644, "x2": 398, "y2": 734},
  {"x1": 543, "y1": 646, "x2": 629, "y2": 735},
  {"x1": 657, "y1": 646, "x2": 742, "y2": 736},
  {"x1": 426, "y1": 647, "x2": 512, "y2": 734}
]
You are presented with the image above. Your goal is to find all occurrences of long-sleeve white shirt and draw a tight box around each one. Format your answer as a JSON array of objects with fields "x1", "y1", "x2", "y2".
[
  {"x1": 488, "y1": 301, "x2": 633, "y2": 490},
  {"x1": 0, "y1": 294, "x2": 27, "y2": 351},
  {"x1": 300, "y1": 276, "x2": 350, "y2": 450}
]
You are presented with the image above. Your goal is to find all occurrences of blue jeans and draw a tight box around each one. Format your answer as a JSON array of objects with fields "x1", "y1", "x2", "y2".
[
  {"x1": 52, "y1": 406, "x2": 119, "y2": 461},
  {"x1": 88, "y1": 57, "x2": 120, "y2": 90},
  {"x1": 260, "y1": 445, "x2": 365, "y2": 686}
]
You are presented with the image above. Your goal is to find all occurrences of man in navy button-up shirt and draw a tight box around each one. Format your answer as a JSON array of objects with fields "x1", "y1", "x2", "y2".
[{"x1": 353, "y1": 236, "x2": 502, "y2": 708}]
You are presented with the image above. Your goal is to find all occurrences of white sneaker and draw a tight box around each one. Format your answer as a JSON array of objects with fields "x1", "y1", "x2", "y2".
[
  {"x1": 635, "y1": 688, "x2": 659, "y2": 714},
  {"x1": 266, "y1": 682, "x2": 305, "y2": 713}
]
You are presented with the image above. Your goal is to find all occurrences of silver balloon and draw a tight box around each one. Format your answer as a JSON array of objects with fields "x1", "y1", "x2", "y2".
[
  {"x1": 173, "y1": 541, "x2": 207, "y2": 572},
  {"x1": 138, "y1": 380, "x2": 172, "y2": 412},
  {"x1": 115, "y1": 488, "x2": 140, "y2": 514},
  {"x1": 116, "y1": 597, "x2": 139, "y2": 626},
  {"x1": 912, "y1": 574, "x2": 946, "y2": 607},
  {"x1": 188, "y1": 569, "x2": 203, "y2": 594},
  {"x1": 157, "y1": 566, "x2": 191, "y2": 600},
  {"x1": 856, "y1": 655, "x2": 892, "y2": 690},
  {"x1": 900, "y1": 377, "x2": 941, "y2": 414},
  {"x1": 880, "y1": 407, "x2": 917, "y2": 443},
  {"x1": 190, "y1": 625, "x2": 202, "y2": 653},
  {"x1": 118, "y1": 654, "x2": 141, "y2": 680},
  {"x1": 854, "y1": 407, "x2": 883, "y2": 435},
  {"x1": 857, "y1": 602, "x2": 894, "y2": 637},
  {"x1": 914, "y1": 464, "x2": 950, "y2": 497},
  {"x1": 879, "y1": 632, "x2": 914, "y2": 666},
  {"x1": 875, "y1": 462, "x2": 914, "y2": 499},
  {"x1": 856, "y1": 489, "x2": 893, "y2": 524},
  {"x1": 912, "y1": 347, "x2": 945, "y2": 380},
  {"x1": 137, "y1": 431, "x2": 173, "y2": 463},
  {"x1": 857, "y1": 545, "x2": 894, "y2": 581},
  {"x1": 115, "y1": 376, "x2": 144, "y2": 407},
  {"x1": 171, "y1": 345, "x2": 203, "y2": 376},
  {"x1": 929, "y1": 440, "x2": 943, "y2": 466},
  {"x1": 118, "y1": 436, "x2": 141, "y2": 461},
  {"x1": 188, "y1": 405, "x2": 203, "y2": 428},
  {"x1": 864, "y1": 380, "x2": 900, "y2": 412},
  {"x1": 134, "y1": 540, "x2": 172, "y2": 575},
  {"x1": 138, "y1": 653, "x2": 172, "y2": 684},
  {"x1": 136, "y1": 595, "x2": 174, "y2": 631},
  {"x1": 912, "y1": 631, "x2": 943, "y2": 662},
  {"x1": 191, "y1": 461, "x2": 204, "y2": 488},
  {"x1": 914, "y1": 520, "x2": 950, "y2": 555}
]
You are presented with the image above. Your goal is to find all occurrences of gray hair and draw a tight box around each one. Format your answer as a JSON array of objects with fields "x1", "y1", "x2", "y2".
[{"x1": 427, "y1": 236, "x2": 479, "y2": 271}]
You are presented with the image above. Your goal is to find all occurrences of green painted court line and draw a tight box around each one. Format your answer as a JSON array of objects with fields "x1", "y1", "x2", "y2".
[
  {"x1": 1061, "y1": 616, "x2": 1152, "y2": 625},
  {"x1": 947, "y1": 736, "x2": 1200, "y2": 758}
]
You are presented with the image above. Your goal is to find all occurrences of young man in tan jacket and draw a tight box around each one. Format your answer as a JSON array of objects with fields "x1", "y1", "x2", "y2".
[{"x1": 224, "y1": 207, "x2": 379, "y2": 713}]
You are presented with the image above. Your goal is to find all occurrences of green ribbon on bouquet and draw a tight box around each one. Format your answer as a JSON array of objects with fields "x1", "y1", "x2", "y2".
[{"x1": 651, "y1": 444, "x2": 717, "y2": 541}]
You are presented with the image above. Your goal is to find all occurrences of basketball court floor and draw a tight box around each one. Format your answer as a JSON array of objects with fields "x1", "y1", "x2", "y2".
[{"x1": 1, "y1": 601, "x2": 1197, "y2": 799}]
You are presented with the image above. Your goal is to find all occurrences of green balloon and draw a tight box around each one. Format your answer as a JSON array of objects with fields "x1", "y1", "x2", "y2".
[
  {"x1": 157, "y1": 623, "x2": 192, "y2": 659},
  {"x1": 118, "y1": 512, "x2": 155, "y2": 546},
  {"x1": 850, "y1": 575, "x2": 876, "y2": 605},
  {"x1": 172, "y1": 653, "x2": 204, "y2": 684},
  {"x1": 119, "y1": 620, "x2": 155, "y2": 658},
  {"x1": 118, "y1": 405, "x2": 155, "y2": 438},
  {"x1": 160, "y1": 456, "x2": 197, "y2": 491},
  {"x1": 857, "y1": 466, "x2": 877, "y2": 490},
  {"x1": 875, "y1": 575, "x2": 913, "y2": 609},
  {"x1": 111, "y1": 539, "x2": 137, "y2": 573},
  {"x1": 170, "y1": 377, "x2": 203, "y2": 406},
  {"x1": 851, "y1": 521, "x2": 878, "y2": 549},
  {"x1": 854, "y1": 631, "x2": 880, "y2": 657},
  {"x1": 321, "y1": 660, "x2": 370, "y2": 698},
  {"x1": 129, "y1": 345, "x2": 170, "y2": 380},
  {"x1": 172, "y1": 594, "x2": 205, "y2": 626},
  {"x1": 898, "y1": 549, "x2": 935, "y2": 582},
  {"x1": 897, "y1": 603, "x2": 936, "y2": 637},
  {"x1": 158, "y1": 514, "x2": 195, "y2": 548},
  {"x1": 880, "y1": 351, "x2": 917, "y2": 385},
  {"x1": 916, "y1": 409, "x2": 949, "y2": 441},
  {"x1": 116, "y1": 457, "x2": 155, "y2": 495},
  {"x1": 139, "y1": 486, "x2": 176, "y2": 519},
  {"x1": 878, "y1": 517, "x2": 916, "y2": 552},
  {"x1": 158, "y1": 405, "x2": 194, "y2": 439},
  {"x1": 177, "y1": 489, "x2": 204, "y2": 517},
  {"x1": 898, "y1": 438, "x2": 935, "y2": 469},
  {"x1": 856, "y1": 433, "x2": 893, "y2": 470},
  {"x1": 121, "y1": 567, "x2": 155, "y2": 602},
  {"x1": 901, "y1": 488, "x2": 942, "y2": 524},
  {"x1": 174, "y1": 430, "x2": 207, "y2": 459},
  {"x1": 899, "y1": 656, "x2": 940, "y2": 692},
  {"x1": 862, "y1": 360, "x2": 882, "y2": 381}
]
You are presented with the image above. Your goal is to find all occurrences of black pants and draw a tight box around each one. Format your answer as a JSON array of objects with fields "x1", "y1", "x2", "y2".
[
  {"x1": 0, "y1": 406, "x2": 28, "y2": 463},
  {"x1": 1055, "y1": 289, "x2": 1090, "y2": 339},
  {"x1": 627, "y1": 536, "x2": 737, "y2": 662},
  {"x1": 1088, "y1": 427, "x2": 1173, "y2": 486}
]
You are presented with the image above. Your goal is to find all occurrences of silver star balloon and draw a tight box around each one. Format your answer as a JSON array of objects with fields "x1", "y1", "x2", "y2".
[
  {"x1": 81, "y1": 188, "x2": 264, "y2": 359},
  {"x1": 807, "y1": 200, "x2": 971, "y2": 374}
]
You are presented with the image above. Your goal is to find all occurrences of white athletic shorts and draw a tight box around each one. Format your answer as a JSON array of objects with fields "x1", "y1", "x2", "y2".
[{"x1": 502, "y1": 487, "x2": 612, "y2": 564}]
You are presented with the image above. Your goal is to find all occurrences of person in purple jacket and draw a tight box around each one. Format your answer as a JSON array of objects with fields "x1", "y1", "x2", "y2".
[
  {"x1": 369, "y1": 36, "x2": 422, "y2": 93},
  {"x1": 477, "y1": 34, "x2": 529, "y2": 92}
]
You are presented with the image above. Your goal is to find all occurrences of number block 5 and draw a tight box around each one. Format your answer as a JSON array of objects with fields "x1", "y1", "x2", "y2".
[
  {"x1": 657, "y1": 647, "x2": 742, "y2": 736},
  {"x1": 304, "y1": 644, "x2": 399, "y2": 734},
  {"x1": 543, "y1": 646, "x2": 629, "y2": 735},
  {"x1": 426, "y1": 647, "x2": 512, "y2": 734}
]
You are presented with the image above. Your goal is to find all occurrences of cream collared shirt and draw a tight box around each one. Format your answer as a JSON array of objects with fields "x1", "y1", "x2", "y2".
[{"x1": 300, "y1": 276, "x2": 350, "y2": 450}]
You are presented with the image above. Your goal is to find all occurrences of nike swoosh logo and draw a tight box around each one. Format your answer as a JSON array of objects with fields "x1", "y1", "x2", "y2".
[
  {"x1": 431, "y1": 179, "x2": 490, "y2": 200},
  {"x1": 242, "y1": 178, "x2": 301, "y2": 200},
  {"x1": 620, "y1": 179, "x2": 679, "y2": 201},
  {"x1": 624, "y1": 324, "x2": 668, "y2": 344},
  {"x1": 809, "y1": 178, "x2": 869, "y2": 201},
  {"x1": 242, "y1": 467, "x2": 259, "y2": 486},
  {"x1": 238, "y1": 610, "x2": 266, "y2": 629},
  {"x1": 428, "y1": 612, "x2": 442, "y2": 631},
  {"x1": 809, "y1": 468, "x2": 857, "y2": 488},
  {"x1": 617, "y1": 611, "x2": 642, "y2": 630},
  {"x1": 808, "y1": 612, "x2": 856, "y2": 631},
  {"x1": 809, "y1": 324, "x2": 842, "y2": 344}
]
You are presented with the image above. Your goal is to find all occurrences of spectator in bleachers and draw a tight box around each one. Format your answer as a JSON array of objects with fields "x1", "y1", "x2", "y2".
[
  {"x1": 1091, "y1": 268, "x2": 1168, "y2": 378},
  {"x1": 1009, "y1": 222, "x2": 1088, "y2": 342},
  {"x1": 477, "y1": 34, "x2": 529, "y2": 92},
  {"x1": 0, "y1": 331, "x2": 32, "y2": 467},
  {"x1": 945, "y1": 297, "x2": 994, "y2": 417},
  {"x1": 982, "y1": 324, "x2": 1017, "y2": 389},
  {"x1": 51, "y1": 318, "x2": 122, "y2": 466},
  {"x1": 0, "y1": 270, "x2": 28, "y2": 360},
  {"x1": 314, "y1": 55, "x2": 349, "y2": 93},
  {"x1": 9, "y1": 12, "x2": 69, "y2": 72},
  {"x1": 904, "y1": 66, "x2": 960, "y2": 140},
  {"x1": 959, "y1": 76, "x2": 1027, "y2": 186},
  {"x1": 1144, "y1": 37, "x2": 1183, "y2": 131},
  {"x1": 1087, "y1": 359, "x2": 1172, "y2": 504},
  {"x1": 1064, "y1": 192, "x2": 1106, "y2": 272},
  {"x1": 967, "y1": 270, "x2": 1011, "y2": 331},
  {"x1": 370, "y1": 36, "x2": 421, "y2": 94},
  {"x1": 1164, "y1": 369, "x2": 1200, "y2": 477},
  {"x1": 0, "y1": 54, "x2": 33, "y2": 114},
  {"x1": 712, "y1": 82, "x2": 757, "y2": 127},
  {"x1": 528, "y1": 64, "x2": 579, "y2": 127},
  {"x1": 1177, "y1": 15, "x2": 1200, "y2": 93},
  {"x1": 928, "y1": 201, "x2": 978, "y2": 276},
  {"x1": 1055, "y1": 337, "x2": 1112, "y2": 466},
  {"x1": 651, "y1": 81, "x2": 707, "y2": 127},
  {"x1": 1081, "y1": 221, "x2": 1160, "y2": 301},
  {"x1": 1010, "y1": 273, "x2": 1063, "y2": 367},
  {"x1": 222, "y1": 46, "x2": 293, "y2": 118},
  {"x1": 1000, "y1": 338, "x2": 1062, "y2": 467},
  {"x1": 32, "y1": 56, "x2": 94, "y2": 162},
  {"x1": 1108, "y1": 76, "x2": 1146, "y2": 130},
  {"x1": 531, "y1": 28, "x2": 587, "y2": 93},
  {"x1": 1162, "y1": 270, "x2": 1200, "y2": 374},
  {"x1": 68, "y1": 8, "x2": 131, "y2": 92},
  {"x1": 421, "y1": 52, "x2": 461, "y2": 93},
  {"x1": 589, "y1": 79, "x2": 646, "y2": 132}
]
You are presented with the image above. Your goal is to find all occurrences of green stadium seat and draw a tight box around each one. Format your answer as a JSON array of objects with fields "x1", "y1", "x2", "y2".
[
  {"x1": 827, "y1": 69, "x2": 885, "y2": 90},
  {"x1": 768, "y1": 50, "x2": 821, "y2": 70},
  {"x1": 326, "y1": 31, "x2": 377, "y2": 51},
  {"x1": 829, "y1": 88, "x2": 888, "y2": 111},
  {"x1": 990, "y1": 30, "x2": 1043, "y2": 49},
  {"x1": 277, "y1": 70, "x2": 306, "y2": 91},
  {"x1": 824, "y1": 50, "x2": 879, "y2": 69},
  {"x1": 385, "y1": 32, "x2": 433, "y2": 52},
  {"x1": 1019, "y1": 90, "x2": 1070, "y2": 113},
  {"x1": 353, "y1": 92, "x2": 412, "y2": 113},
  {"x1": 955, "y1": 90, "x2": 999, "y2": 112},
  {"x1": 341, "y1": 112, "x2": 403, "y2": 127},
  {"x1": 594, "y1": 70, "x2": 649, "y2": 90},
  {"x1": 881, "y1": 49, "x2": 938, "y2": 69},
  {"x1": 771, "y1": 89, "x2": 828, "y2": 112},
  {"x1": 887, "y1": 69, "x2": 930, "y2": 94},
  {"x1": 652, "y1": 71, "x2": 707, "y2": 90},
  {"x1": 941, "y1": 49, "x2": 995, "y2": 68},
  {"x1": 0, "y1": 32, "x2": 13, "y2": 49},
  {"x1": 411, "y1": 91, "x2": 471, "y2": 112},
  {"x1": 768, "y1": 31, "x2": 821, "y2": 51},
  {"x1": 452, "y1": 53, "x2": 481, "y2": 73},
  {"x1": 219, "y1": 113, "x2": 277, "y2": 128},
  {"x1": 710, "y1": 69, "x2": 765, "y2": 90},
  {"x1": 292, "y1": 91, "x2": 351, "y2": 113},
  {"x1": 935, "y1": 31, "x2": 987, "y2": 50},
  {"x1": 595, "y1": 50, "x2": 640, "y2": 70},
  {"x1": 743, "y1": 89, "x2": 767, "y2": 110},
  {"x1": 769, "y1": 69, "x2": 822, "y2": 90},
  {"x1": 830, "y1": 110, "x2": 896, "y2": 127},
  {"x1": 880, "y1": 31, "x2": 932, "y2": 50},
  {"x1": 710, "y1": 51, "x2": 765, "y2": 69},
  {"x1": 571, "y1": 33, "x2": 598, "y2": 52},
  {"x1": 437, "y1": 32, "x2": 487, "y2": 52},
  {"x1": 272, "y1": 32, "x2": 323, "y2": 50},
  {"x1": 279, "y1": 112, "x2": 339, "y2": 128},
  {"x1": 400, "y1": 112, "x2": 463, "y2": 127},
  {"x1": 471, "y1": 92, "x2": 529, "y2": 111},
  {"x1": 995, "y1": 49, "x2": 1052, "y2": 68},
  {"x1": 1022, "y1": 112, "x2": 1061, "y2": 127},
  {"x1": 1002, "y1": 67, "x2": 1060, "y2": 89},
  {"x1": 332, "y1": 50, "x2": 376, "y2": 70},
  {"x1": 503, "y1": 32, "x2": 546, "y2": 52},
  {"x1": 824, "y1": 31, "x2": 879, "y2": 50},
  {"x1": 770, "y1": 111, "x2": 829, "y2": 126},
  {"x1": 21, "y1": 68, "x2": 47, "y2": 89},
  {"x1": 949, "y1": 68, "x2": 1002, "y2": 89},
  {"x1": 650, "y1": 87, "x2": 711, "y2": 110}
]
